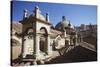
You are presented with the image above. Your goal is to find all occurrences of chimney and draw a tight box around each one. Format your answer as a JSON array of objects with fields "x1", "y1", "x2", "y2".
[
  {"x1": 23, "y1": 9, "x2": 28, "y2": 19},
  {"x1": 46, "y1": 12, "x2": 49, "y2": 22}
]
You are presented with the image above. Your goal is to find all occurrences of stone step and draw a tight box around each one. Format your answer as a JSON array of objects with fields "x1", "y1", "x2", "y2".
[
  {"x1": 65, "y1": 46, "x2": 74, "y2": 53},
  {"x1": 58, "y1": 46, "x2": 75, "y2": 56}
]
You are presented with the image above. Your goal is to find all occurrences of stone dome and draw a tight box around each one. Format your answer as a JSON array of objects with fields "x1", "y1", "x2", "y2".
[
  {"x1": 57, "y1": 21, "x2": 69, "y2": 27},
  {"x1": 55, "y1": 16, "x2": 70, "y2": 31},
  {"x1": 55, "y1": 16, "x2": 74, "y2": 31}
]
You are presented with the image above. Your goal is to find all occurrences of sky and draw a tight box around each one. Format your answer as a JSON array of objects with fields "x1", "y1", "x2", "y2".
[{"x1": 11, "y1": 1, "x2": 97, "y2": 26}]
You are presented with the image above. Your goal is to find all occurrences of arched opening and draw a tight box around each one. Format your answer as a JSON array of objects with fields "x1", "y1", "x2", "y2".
[
  {"x1": 73, "y1": 38, "x2": 76, "y2": 46},
  {"x1": 65, "y1": 40, "x2": 69, "y2": 46},
  {"x1": 40, "y1": 27, "x2": 48, "y2": 54},
  {"x1": 22, "y1": 28, "x2": 35, "y2": 58}
]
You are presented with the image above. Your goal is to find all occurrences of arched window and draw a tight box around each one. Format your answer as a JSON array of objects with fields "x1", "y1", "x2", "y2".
[{"x1": 40, "y1": 27, "x2": 48, "y2": 36}]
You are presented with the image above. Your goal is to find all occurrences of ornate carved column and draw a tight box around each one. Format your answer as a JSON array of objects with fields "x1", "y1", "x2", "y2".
[
  {"x1": 47, "y1": 35, "x2": 52, "y2": 55},
  {"x1": 75, "y1": 34, "x2": 78, "y2": 46},
  {"x1": 34, "y1": 34, "x2": 40, "y2": 59},
  {"x1": 22, "y1": 37, "x2": 26, "y2": 58}
]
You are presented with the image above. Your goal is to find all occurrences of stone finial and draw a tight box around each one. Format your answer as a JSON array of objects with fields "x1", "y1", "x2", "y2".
[
  {"x1": 23, "y1": 9, "x2": 28, "y2": 19},
  {"x1": 35, "y1": 6, "x2": 39, "y2": 10},
  {"x1": 46, "y1": 12, "x2": 49, "y2": 22},
  {"x1": 34, "y1": 6, "x2": 41, "y2": 18},
  {"x1": 62, "y1": 16, "x2": 66, "y2": 21},
  {"x1": 33, "y1": 6, "x2": 38, "y2": 13}
]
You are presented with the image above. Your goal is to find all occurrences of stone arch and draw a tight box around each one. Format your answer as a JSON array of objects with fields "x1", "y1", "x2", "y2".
[
  {"x1": 40, "y1": 27, "x2": 48, "y2": 35},
  {"x1": 65, "y1": 40, "x2": 69, "y2": 46},
  {"x1": 73, "y1": 37, "x2": 76, "y2": 46},
  {"x1": 22, "y1": 27, "x2": 35, "y2": 57},
  {"x1": 39, "y1": 27, "x2": 48, "y2": 53}
]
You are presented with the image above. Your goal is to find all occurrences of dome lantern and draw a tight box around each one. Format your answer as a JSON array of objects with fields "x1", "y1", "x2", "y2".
[{"x1": 62, "y1": 16, "x2": 66, "y2": 21}]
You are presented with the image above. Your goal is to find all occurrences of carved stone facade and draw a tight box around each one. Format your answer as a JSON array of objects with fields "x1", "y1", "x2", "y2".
[{"x1": 11, "y1": 6, "x2": 78, "y2": 62}]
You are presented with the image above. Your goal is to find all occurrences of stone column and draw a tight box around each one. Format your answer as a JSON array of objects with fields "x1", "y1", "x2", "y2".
[
  {"x1": 68, "y1": 40, "x2": 70, "y2": 45},
  {"x1": 70, "y1": 36, "x2": 73, "y2": 46},
  {"x1": 79, "y1": 36, "x2": 81, "y2": 43},
  {"x1": 34, "y1": 34, "x2": 40, "y2": 59},
  {"x1": 75, "y1": 35, "x2": 78, "y2": 46},
  {"x1": 22, "y1": 37, "x2": 26, "y2": 58},
  {"x1": 80, "y1": 35, "x2": 83, "y2": 42},
  {"x1": 47, "y1": 35, "x2": 52, "y2": 55},
  {"x1": 68, "y1": 35, "x2": 70, "y2": 45}
]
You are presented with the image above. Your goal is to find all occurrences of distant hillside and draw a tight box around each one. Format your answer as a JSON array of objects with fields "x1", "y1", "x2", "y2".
[{"x1": 12, "y1": 21, "x2": 22, "y2": 33}]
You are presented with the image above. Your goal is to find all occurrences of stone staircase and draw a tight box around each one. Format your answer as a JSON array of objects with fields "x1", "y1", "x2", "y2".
[{"x1": 58, "y1": 45, "x2": 77, "y2": 56}]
